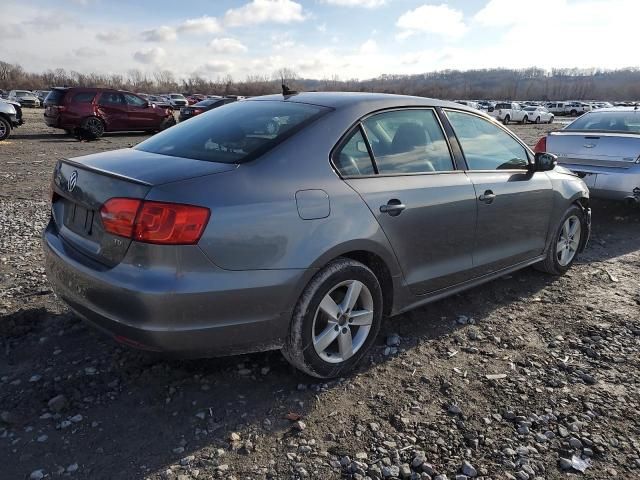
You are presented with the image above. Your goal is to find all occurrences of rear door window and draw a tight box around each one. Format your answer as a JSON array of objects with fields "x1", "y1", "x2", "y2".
[
  {"x1": 99, "y1": 92, "x2": 125, "y2": 106},
  {"x1": 135, "y1": 100, "x2": 330, "y2": 163},
  {"x1": 362, "y1": 109, "x2": 454, "y2": 174}
]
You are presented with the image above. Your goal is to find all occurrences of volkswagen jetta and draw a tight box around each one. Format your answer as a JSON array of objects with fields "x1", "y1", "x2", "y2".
[{"x1": 43, "y1": 93, "x2": 591, "y2": 378}]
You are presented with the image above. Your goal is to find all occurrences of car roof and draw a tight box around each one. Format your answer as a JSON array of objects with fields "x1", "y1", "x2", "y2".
[
  {"x1": 585, "y1": 106, "x2": 640, "y2": 113},
  {"x1": 247, "y1": 91, "x2": 480, "y2": 113}
]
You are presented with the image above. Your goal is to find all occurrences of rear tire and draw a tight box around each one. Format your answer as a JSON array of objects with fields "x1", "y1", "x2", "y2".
[
  {"x1": 80, "y1": 116, "x2": 105, "y2": 139},
  {"x1": 548, "y1": 116, "x2": 554, "y2": 124},
  {"x1": 535, "y1": 204, "x2": 585, "y2": 275},
  {"x1": 522, "y1": 116, "x2": 528, "y2": 124},
  {"x1": 0, "y1": 117, "x2": 11, "y2": 141},
  {"x1": 282, "y1": 258, "x2": 383, "y2": 378},
  {"x1": 535, "y1": 116, "x2": 541, "y2": 124}
]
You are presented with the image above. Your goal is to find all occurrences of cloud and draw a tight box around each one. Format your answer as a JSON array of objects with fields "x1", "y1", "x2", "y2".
[
  {"x1": 396, "y1": 4, "x2": 467, "y2": 39},
  {"x1": 177, "y1": 16, "x2": 222, "y2": 34},
  {"x1": 324, "y1": 0, "x2": 386, "y2": 7},
  {"x1": 141, "y1": 26, "x2": 177, "y2": 42},
  {"x1": 209, "y1": 37, "x2": 248, "y2": 54},
  {"x1": 73, "y1": 47, "x2": 106, "y2": 58},
  {"x1": 196, "y1": 60, "x2": 234, "y2": 74},
  {"x1": 133, "y1": 47, "x2": 166, "y2": 64},
  {"x1": 0, "y1": 24, "x2": 25, "y2": 39},
  {"x1": 359, "y1": 39, "x2": 378, "y2": 54},
  {"x1": 224, "y1": 0, "x2": 305, "y2": 27},
  {"x1": 96, "y1": 29, "x2": 129, "y2": 43},
  {"x1": 474, "y1": 0, "x2": 557, "y2": 26}
]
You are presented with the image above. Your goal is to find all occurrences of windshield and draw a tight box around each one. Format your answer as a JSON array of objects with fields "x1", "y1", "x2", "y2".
[
  {"x1": 170, "y1": 94, "x2": 185, "y2": 99},
  {"x1": 524, "y1": 107, "x2": 537, "y2": 111},
  {"x1": 565, "y1": 111, "x2": 640, "y2": 133},
  {"x1": 16, "y1": 91, "x2": 32, "y2": 97},
  {"x1": 136, "y1": 100, "x2": 330, "y2": 163}
]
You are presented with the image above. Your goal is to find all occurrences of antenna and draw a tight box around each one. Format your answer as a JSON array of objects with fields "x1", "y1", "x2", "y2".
[{"x1": 281, "y1": 74, "x2": 298, "y2": 96}]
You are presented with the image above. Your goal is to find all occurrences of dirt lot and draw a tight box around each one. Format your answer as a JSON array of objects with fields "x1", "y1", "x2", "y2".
[{"x1": 1, "y1": 109, "x2": 639, "y2": 480}]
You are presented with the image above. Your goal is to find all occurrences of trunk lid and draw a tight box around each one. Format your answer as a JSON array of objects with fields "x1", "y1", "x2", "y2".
[
  {"x1": 547, "y1": 131, "x2": 640, "y2": 169},
  {"x1": 51, "y1": 149, "x2": 236, "y2": 266}
]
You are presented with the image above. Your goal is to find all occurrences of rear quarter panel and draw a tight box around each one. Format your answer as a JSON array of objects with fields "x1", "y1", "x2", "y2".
[{"x1": 145, "y1": 108, "x2": 402, "y2": 276}]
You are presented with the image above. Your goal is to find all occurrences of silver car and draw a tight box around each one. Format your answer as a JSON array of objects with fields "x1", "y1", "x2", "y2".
[
  {"x1": 538, "y1": 107, "x2": 640, "y2": 204},
  {"x1": 43, "y1": 93, "x2": 591, "y2": 378}
]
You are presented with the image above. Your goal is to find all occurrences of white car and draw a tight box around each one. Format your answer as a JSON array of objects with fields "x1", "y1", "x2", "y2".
[
  {"x1": 8, "y1": 90, "x2": 40, "y2": 108},
  {"x1": 488, "y1": 102, "x2": 527, "y2": 124},
  {"x1": 522, "y1": 106, "x2": 554, "y2": 124},
  {"x1": 165, "y1": 93, "x2": 188, "y2": 109}
]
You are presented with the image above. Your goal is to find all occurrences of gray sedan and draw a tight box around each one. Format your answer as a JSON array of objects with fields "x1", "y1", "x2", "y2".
[
  {"x1": 43, "y1": 93, "x2": 591, "y2": 378},
  {"x1": 538, "y1": 107, "x2": 640, "y2": 204}
]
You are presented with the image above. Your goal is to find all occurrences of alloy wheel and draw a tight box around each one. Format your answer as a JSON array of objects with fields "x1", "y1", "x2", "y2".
[
  {"x1": 85, "y1": 117, "x2": 104, "y2": 137},
  {"x1": 312, "y1": 280, "x2": 374, "y2": 363},
  {"x1": 556, "y1": 215, "x2": 581, "y2": 266},
  {"x1": 0, "y1": 121, "x2": 7, "y2": 139}
]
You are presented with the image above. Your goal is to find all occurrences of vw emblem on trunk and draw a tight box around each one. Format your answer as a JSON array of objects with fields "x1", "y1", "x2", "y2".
[
  {"x1": 583, "y1": 143, "x2": 596, "y2": 148},
  {"x1": 68, "y1": 170, "x2": 78, "y2": 192}
]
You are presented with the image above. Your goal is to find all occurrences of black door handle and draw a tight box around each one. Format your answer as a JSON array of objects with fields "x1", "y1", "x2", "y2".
[
  {"x1": 478, "y1": 190, "x2": 496, "y2": 203},
  {"x1": 380, "y1": 199, "x2": 406, "y2": 216}
]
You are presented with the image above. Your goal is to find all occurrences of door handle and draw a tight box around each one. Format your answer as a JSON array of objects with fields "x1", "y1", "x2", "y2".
[
  {"x1": 478, "y1": 190, "x2": 496, "y2": 204},
  {"x1": 380, "y1": 200, "x2": 406, "y2": 216}
]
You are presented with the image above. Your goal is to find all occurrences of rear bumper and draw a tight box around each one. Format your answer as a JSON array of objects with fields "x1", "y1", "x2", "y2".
[
  {"x1": 43, "y1": 219, "x2": 306, "y2": 357},
  {"x1": 44, "y1": 115, "x2": 61, "y2": 128}
]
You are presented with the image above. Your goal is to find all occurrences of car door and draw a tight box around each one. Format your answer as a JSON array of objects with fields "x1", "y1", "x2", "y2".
[
  {"x1": 444, "y1": 109, "x2": 553, "y2": 275},
  {"x1": 124, "y1": 93, "x2": 158, "y2": 130},
  {"x1": 96, "y1": 92, "x2": 128, "y2": 130},
  {"x1": 334, "y1": 108, "x2": 478, "y2": 295}
]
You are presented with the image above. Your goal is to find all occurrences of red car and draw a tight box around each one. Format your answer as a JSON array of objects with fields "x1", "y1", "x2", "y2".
[
  {"x1": 44, "y1": 87, "x2": 176, "y2": 138},
  {"x1": 186, "y1": 94, "x2": 206, "y2": 105}
]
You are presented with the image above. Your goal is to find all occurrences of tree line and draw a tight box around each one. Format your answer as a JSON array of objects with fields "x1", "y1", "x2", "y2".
[{"x1": 2, "y1": 61, "x2": 640, "y2": 100}]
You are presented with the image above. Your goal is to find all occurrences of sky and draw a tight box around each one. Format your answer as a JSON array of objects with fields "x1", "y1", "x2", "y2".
[{"x1": 1, "y1": 0, "x2": 639, "y2": 81}]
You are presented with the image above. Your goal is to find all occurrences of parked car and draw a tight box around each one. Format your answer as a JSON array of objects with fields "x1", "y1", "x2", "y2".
[
  {"x1": 0, "y1": 98, "x2": 24, "y2": 141},
  {"x1": 565, "y1": 102, "x2": 592, "y2": 116},
  {"x1": 523, "y1": 106, "x2": 554, "y2": 124},
  {"x1": 43, "y1": 87, "x2": 176, "y2": 138},
  {"x1": 165, "y1": 93, "x2": 188, "y2": 109},
  {"x1": 43, "y1": 92, "x2": 590, "y2": 378},
  {"x1": 454, "y1": 100, "x2": 480, "y2": 110},
  {"x1": 488, "y1": 102, "x2": 527, "y2": 124},
  {"x1": 535, "y1": 107, "x2": 640, "y2": 204},
  {"x1": 8, "y1": 90, "x2": 40, "y2": 108},
  {"x1": 35, "y1": 90, "x2": 51, "y2": 106},
  {"x1": 187, "y1": 94, "x2": 206, "y2": 105},
  {"x1": 178, "y1": 97, "x2": 237, "y2": 122},
  {"x1": 545, "y1": 102, "x2": 568, "y2": 115}
]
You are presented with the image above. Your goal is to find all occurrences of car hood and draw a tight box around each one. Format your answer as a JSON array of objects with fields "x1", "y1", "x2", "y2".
[
  {"x1": 66, "y1": 148, "x2": 238, "y2": 186},
  {"x1": 1, "y1": 99, "x2": 21, "y2": 107}
]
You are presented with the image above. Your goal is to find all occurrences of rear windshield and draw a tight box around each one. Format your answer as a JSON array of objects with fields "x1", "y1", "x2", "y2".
[
  {"x1": 44, "y1": 89, "x2": 67, "y2": 105},
  {"x1": 565, "y1": 111, "x2": 640, "y2": 134},
  {"x1": 495, "y1": 103, "x2": 511, "y2": 109},
  {"x1": 136, "y1": 100, "x2": 330, "y2": 163},
  {"x1": 170, "y1": 94, "x2": 185, "y2": 99}
]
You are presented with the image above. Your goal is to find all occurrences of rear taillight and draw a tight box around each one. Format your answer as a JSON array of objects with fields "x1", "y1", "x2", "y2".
[
  {"x1": 100, "y1": 198, "x2": 141, "y2": 238},
  {"x1": 533, "y1": 136, "x2": 547, "y2": 153},
  {"x1": 193, "y1": 109, "x2": 202, "y2": 114},
  {"x1": 100, "y1": 198, "x2": 209, "y2": 245}
]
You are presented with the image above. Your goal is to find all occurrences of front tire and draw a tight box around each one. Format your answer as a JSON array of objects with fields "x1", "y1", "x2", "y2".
[
  {"x1": 522, "y1": 116, "x2": 528, "y2": 124},
  {"x1": 535, "y1": 205, "x2": 585, "y2": 275},
  {"x1": 535, "y1": 116, "x2": 541, "y2": 124},
  {"x1": 282, "y1": 258, "x2": 383, "y2": 378},
  {"x1": 503, "y1": 115, "x2": 510, "y2": 125},
  {"x1": 0, "y1": 117, "x2": 11, "y2": 141}
]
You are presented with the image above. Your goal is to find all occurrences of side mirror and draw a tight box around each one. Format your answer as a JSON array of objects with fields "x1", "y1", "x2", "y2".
[
  {"x1": 143, "y1": 101, "x2": 150, "y2": 108},
  {"x1": 533, "y1": 152, "x2": 557, "y2": 172}
]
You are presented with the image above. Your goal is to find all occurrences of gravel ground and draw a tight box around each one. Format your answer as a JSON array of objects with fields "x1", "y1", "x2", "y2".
[{"x1": 1, "y1": 110, "x2": 639, "y2": 480}]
